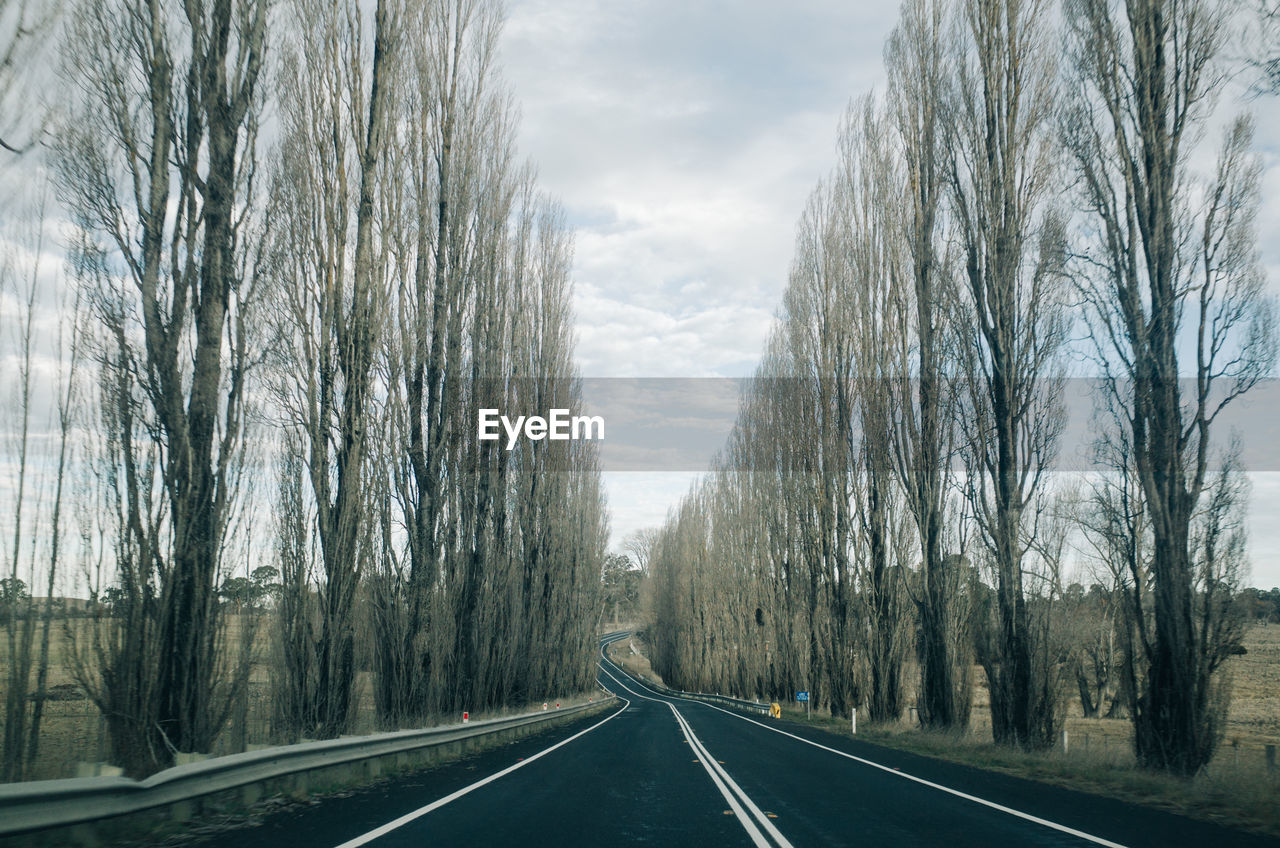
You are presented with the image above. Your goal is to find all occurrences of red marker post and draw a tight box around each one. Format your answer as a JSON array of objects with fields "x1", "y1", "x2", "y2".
[{"x1": 462, "y1": 711, "x2": 469, "y2": 724}]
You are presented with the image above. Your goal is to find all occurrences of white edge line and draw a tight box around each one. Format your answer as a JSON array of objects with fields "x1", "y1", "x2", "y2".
[
  {"x1": 604, "y1": 656, "x2": 1127, "y2": 848},
  {"x1": 334, "y1": 690, "x2": 629, "y2": 847}
]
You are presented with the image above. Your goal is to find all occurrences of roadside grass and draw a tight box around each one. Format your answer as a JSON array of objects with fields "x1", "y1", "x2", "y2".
[
  {"x1": 603, "y1": 636, "x2": 666, "y2": 690},
  {"x1": 781, "y1": 709, "x2": 1280, "y2": 838}
]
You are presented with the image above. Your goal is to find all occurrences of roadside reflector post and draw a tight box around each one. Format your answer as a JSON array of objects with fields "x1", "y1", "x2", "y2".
[
  {"x1": 852, "y1": 708, "x2": 857, "y2": 735},
  {"x1": 462, "y1": 711, "x2": 469, "y2": 724},
  {"x1": 543, "y1": 702, "x2": 548, "y2": 711},
  {"x1": 1061, "y1": 729, "x2": 1069, "y2": 754}
]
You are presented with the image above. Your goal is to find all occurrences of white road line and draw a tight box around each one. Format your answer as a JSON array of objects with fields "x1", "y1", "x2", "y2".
[
  {"x1": 671, "y1": 704, "x2": 772, "y2": 848},
  {"x1": 669, "y1": 703, "x2": 795, "y2": 848},
  {"x1": 605, "y1": 658, "x2": 1127, "y2": 848},
  {"x1": 597, "y1": 662, "x2": 792, "y2": 848},
  {"x1": 333, "y1": 695, "x2": 630, "y2": 848}
]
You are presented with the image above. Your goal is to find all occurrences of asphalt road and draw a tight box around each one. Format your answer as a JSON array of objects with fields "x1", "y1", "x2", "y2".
[{"x1": 187, "y1": 635, "x2": 1280, "y2": 847}]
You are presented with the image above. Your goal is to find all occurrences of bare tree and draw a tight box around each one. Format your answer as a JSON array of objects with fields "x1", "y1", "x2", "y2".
[
  {"x1": 0, "y1": 185, "x2": 86, "y2": 782},
  {"x1": 337, "y1": 0, "x2": 608, "y2": 724},
  {"x1": 268, "y1": 0, "x2": 401, "y2": 740},
  {"x1": 377, "y1": 0, "x2": 504, "y2": 724},
  {"x1": 884, "y1": 0, "x2": 971, "y2": 731},
  {"x1": 624, "y1": 528, "x2": 660, "y2": 578},
  {"x1": 56, "y1": 0, "x2": 268, "y2": 775},
  {"x1": 945, "y1": 0, "x2": 1069, "y2": 750},
  {"x1": 270, "y1": 435, "x2": 318, "y2": 742},
  {"x1": 1059, "y1": 571, "x2": 1124, "y2": 719},
  {"x1": 838, "y1": 96, "x2": 913, "y2": 724},
  {"x1": 22, "y1": 267, "x2": 85, "y2": 777},
  {"x1": 1248, "y1": 0, "x2": 1279, "y2": 93},
  {"x1": 0, "y1": 0, "x2": 60, "y2": 154},
  {"x1": 1064, "y1": 0, "x2": 1276, "y2": 773},
  {"x1": 1, "y1": 198, "x2": 41, "y2": 780}
]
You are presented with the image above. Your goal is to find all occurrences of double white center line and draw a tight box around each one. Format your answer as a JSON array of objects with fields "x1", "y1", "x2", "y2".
[
  {"x1": 597, "y1": 657, "x2": 793, "y2": 848},
  {"x1": 668, "y1": 701, "x2": 794, "y2": 848}
]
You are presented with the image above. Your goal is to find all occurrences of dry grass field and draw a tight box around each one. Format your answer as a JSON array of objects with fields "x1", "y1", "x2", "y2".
[
  {"x1": 0, "y1": 614, "x2": 300, "y2": 780},
  {"x1": 954, "y1": 623, "x2": 1280, "y2": 771},
  {"x1": 3, "y1": 614, "x2": 608, "y2": 781}
]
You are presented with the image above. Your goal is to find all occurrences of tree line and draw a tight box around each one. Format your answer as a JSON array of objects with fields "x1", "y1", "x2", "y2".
[
  {"x1": 646, "y1": 0, "x2": 1276, "y2": 776},
  {"x1": 1, "y1": 0, "x2": 607, "y2": 780}
]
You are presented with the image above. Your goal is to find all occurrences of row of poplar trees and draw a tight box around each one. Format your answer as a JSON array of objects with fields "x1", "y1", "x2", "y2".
[
  {"x1": 647, "y1": 0, "x2": 1275, "y2": 775},
  {"x1": 0, "y1": 0, "x2": 606, "y2": 779}
]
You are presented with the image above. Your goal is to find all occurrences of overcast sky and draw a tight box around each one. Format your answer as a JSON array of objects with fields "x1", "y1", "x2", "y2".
[
  {"x1": 2, "y1": 0, "x2": 1277, "y2": 590},
  {"x1": 498, "y1": 0, "x2": 902, "y2": 565},
  {"x1": 497, "y1": 0, "x2": 1280, "y2": 588}
]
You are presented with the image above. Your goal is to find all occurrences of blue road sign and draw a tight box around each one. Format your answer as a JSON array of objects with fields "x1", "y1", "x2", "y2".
[{"x1": 796, "y1": 691, "x2": 809, "y2": 702}]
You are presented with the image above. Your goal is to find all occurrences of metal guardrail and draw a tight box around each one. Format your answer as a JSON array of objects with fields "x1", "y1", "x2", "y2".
[
  {"x1": 682, "y1": 691, "x2": 772, "y2": 715},
  {"x1": 646, "y1": 681, "x2": 771, "y2": 715},
  {"x1": 0, "y1": 696, "x2": 615, "y2": 838}
]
